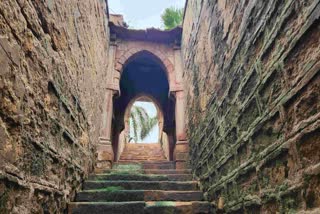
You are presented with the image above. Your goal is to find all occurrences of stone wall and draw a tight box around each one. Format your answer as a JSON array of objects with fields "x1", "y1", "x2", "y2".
[
  {"x1": 0, "y1": 0, "x2": 109, "y2": 213},
  {"x1": 182, "y1": 0, "x2": 320, "y2": 213}
]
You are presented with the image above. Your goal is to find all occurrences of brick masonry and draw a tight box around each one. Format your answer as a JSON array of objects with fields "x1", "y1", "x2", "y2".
[
  {"x1": 182, "y1": 0, "x2": 320, "y2": 213},
  {"x1": 0, "y1": 0, "x2": 109, "y2": 213}
]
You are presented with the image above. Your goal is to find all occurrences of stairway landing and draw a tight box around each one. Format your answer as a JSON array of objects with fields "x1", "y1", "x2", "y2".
[{"x1": 119, "y1": 143, "x2": 167, "y2": 162}]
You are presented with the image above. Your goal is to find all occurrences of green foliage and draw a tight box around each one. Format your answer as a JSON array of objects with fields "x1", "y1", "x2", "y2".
[
  {"x1": 129, "y1": 106, "x2": 158, "y2": 142},
  {"x1": 161, "y1": 7, "x2": 184, "y2": 30},
  {"x1": 140, "y1": 116, "x2": 158, "y2": 140}
]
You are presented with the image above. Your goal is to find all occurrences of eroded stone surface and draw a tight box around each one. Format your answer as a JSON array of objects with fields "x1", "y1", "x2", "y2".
[
  {"x1": 0, "y1": 0, "x2": 110, "y2": 213},
  {"x1": 182, "y1": 0, "x2": 320, "y2": 213}
]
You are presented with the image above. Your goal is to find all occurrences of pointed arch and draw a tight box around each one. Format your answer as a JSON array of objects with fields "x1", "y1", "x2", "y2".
[{"x1": 115, "y1": 48, "x2": 175, "y2": 85}]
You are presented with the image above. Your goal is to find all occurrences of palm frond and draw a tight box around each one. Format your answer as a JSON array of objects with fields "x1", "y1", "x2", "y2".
[
  {"x1": 129, "y1": 105, "x2": 159, "y2": 142},
  {"x1": 130, "y1": 111, "x2": 138, "y2": 142},
  {"x1": 141, "y1": 116, "x2": 158, "y2": 140}
]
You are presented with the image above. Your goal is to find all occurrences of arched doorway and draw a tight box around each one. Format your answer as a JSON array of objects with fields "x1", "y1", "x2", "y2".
[
  {"x1": 124, "y1": 95, "x2": 163, "y2": 144},
  {"x1": 112, "y1": 51, "x2": 176, "y2": 161}
]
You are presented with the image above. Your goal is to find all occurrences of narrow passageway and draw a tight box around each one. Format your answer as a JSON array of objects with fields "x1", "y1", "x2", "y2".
[
  {"x1": 67, "y1": 46, "x2": 211, "y2": 214},
  {"x1": 1, "y1": 0, "x2": 319, "y2": 212},
  {"x1": 67, "y1": 15, "x2": 210, "y2": 213}
]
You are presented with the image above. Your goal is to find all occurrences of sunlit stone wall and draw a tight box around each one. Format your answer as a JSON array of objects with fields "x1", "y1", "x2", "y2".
[
  {"x1": 182, "y1": 0, "x2": 320, "y2": 212},
  {"x1": 0, "y1": 0, "x2": 110, "y2": 212}
]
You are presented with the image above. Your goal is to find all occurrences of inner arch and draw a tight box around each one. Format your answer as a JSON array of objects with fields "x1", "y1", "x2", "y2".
[
  {"x1": 125, "y1": 95, "x2": 162, "y2": 144},
  {"x1": 112, "y1": 51, "x2": 176, "y2": 161}
]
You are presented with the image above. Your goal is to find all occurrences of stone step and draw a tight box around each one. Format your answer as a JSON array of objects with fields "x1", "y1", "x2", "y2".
[
  {"x1": 120, "y1": 153, "x2": 163, "y2": 155},
  {"x1": 83, "y1": 181, "x2": 198, "y2": 191},
  {"x1": 122, "y1": 149, "x2": 163, "y2": 153},
  {"x1": 142, "y1": 163, "x2": 175, "y2": 170},
  {"x1": 114, "y1": 161, "x2": 175, "y2": 170},
  {"x1": 144, "y1": 169, "x2": 192, "y2": 174},
  {"x1": 101, "y1": 169, "x2": 192, "y2": 175},
  {"x1": 118, "y1": 160, "x2": 168, "y2": 163},
  {"x1": 115, "y1": 161, "x2": 172, "y2": 164},
  {"x1": 120, "y1": 157, "x2": 165, "y2": 159},
  {"x1": 68, "y1": 202, "x2": 145, "y2": 214},
  {"x1": 90, "y1": 173, "x2": 193, "y2": 181},
  {"x1": 76, "y1": 190, "x2": 204, "y2": 202},
  {"x1": 119, "y1": 154, "x2": 165, "y2": 158},
  {"x1": 120, "y1": 144, "x2": 165, "y2": 158},
  {"x1": 119, "y1": 157, "x2": 166, "y2": 161},
  {"x1": 121, "y1": 150, "x2": 163, "y2": 152},
  {"x1": 121, "y1": 149, "x2": 164, "y2": 152},
  {"x1": 68, "y1": 201, "x2": 212, "y2": 214},
  {"x1": 145, "y1": 201, "x2": 213, "y2": 214},
  {"x1": 120, "y1": 150, "x2": 164, "y2": 153},
  {"x1": 120, "y1": 154, "x2": 165, "y2": 156}
]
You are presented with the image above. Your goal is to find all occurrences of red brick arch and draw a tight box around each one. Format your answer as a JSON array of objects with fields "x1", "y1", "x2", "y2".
[{"x1": 115, "y1": 46, "x2": 175, "y2": 84}]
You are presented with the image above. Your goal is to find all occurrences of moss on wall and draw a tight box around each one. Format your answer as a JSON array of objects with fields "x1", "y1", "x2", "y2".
[{"x1": 182, "y1": 0, "x2": 320, "y2": 212}]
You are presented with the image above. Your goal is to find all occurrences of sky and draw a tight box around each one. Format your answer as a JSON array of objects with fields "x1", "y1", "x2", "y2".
[
  {"x1": 108, "y1": 0, "x2": 186, "y2": 29},
  {"x1": 130, "y1": 101, "x2": 159, "y2": 143}
]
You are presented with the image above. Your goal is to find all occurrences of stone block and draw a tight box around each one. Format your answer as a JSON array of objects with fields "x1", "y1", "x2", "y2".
[
  {"x1": 176, "y1": 161, "x2": 189, "y2": 170},
  {"x1": 96, "y1": 144, "x2": 114, "y2": 162},
  {"x1": 175, "y1": 152, "x2": 189, "y2": 161},
  {"x1": 174, "y1": 142, "x2": 189, "y2": 153}
]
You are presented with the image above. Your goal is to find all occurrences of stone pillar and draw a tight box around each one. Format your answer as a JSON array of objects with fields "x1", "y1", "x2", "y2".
[
  {"x1": 96, "y1": 89, "x2": 114, "y2": 172},
  {"x1": 95, "y1": 41, "x2": 118, "y2": 172},
  {"x1": 172, "y1": 48, "x2": 189, "y2": 169},
  {"x1": 174, "y1": 90, "x2": 189, "y2": 169},
  {"x1": 175, "y1": 90, "x2": 187, "y2": 141}
]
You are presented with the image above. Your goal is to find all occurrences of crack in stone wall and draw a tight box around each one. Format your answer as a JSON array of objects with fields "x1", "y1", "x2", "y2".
[
  {"x1": 0, "y1": 0, "x2": 110, "y2": 213},
  {"x1": 182, "y1": 0, "x2": 320, "y2": 213}
]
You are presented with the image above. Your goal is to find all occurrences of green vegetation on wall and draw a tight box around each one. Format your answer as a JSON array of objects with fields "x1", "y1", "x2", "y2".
[{"x1": 161, "y1": 7, "x2": 184, "y2": 30}]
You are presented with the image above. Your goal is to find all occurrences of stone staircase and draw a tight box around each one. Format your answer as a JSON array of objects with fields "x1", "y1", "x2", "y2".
[
  {"x1": 119, "y1": 143, "x2": 167, "y2": 162},
  {"x1": 68, "y1": 143, "x2": 213, "y2": 213}
]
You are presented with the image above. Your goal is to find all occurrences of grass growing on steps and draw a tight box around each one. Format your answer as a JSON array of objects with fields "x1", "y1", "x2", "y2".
[
  {"x1": 85, "y1": 186, "x2": 124, "y2": 192},
  {"x1": 146, "y1": 201, "x2": 176, "y2": 214},
  {"x1": 93, "y1": 170, "x2": 168, "y2": 181},
  {"x1": 96, "y1": 172, "x2": 168, "y2": 177},
  {"x1": 109, "y1": 171, "x2": 143, "y2": 175},
  {"x1": 113, "y1": 164, "x2": 143, "y2": 171}
]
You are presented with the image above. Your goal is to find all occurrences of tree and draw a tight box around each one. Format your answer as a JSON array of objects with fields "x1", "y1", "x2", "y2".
[
  {"x1": 161, "y1": 7, "x2": 184, "y2": 30},
  {"x1": 129, "y1": 106, "x2": 158, "y2": 143}
]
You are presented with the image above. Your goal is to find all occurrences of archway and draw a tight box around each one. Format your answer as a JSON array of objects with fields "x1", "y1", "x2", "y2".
[
  {"x1": 124, "y1": 95, "x2": 163, "y2": 144},
  {"x1": 112, "y1": 51, "x2": 176, "y2": 161}
]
